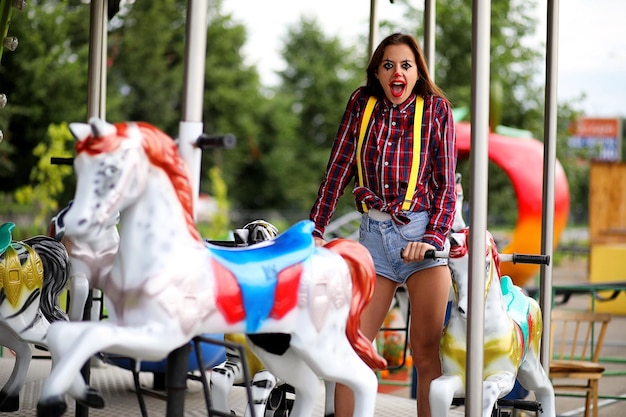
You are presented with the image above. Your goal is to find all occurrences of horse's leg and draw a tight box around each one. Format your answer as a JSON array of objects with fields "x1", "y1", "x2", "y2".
[
  {"x1": 289, "y1": 334, "x2": 378, "y2": 417},
  {"x1": 517, "y1": 356, "x2": 556, "y2": 417},
  {"x1": 324, "y1": 381, "x2": 335, "y2": 417},
  {"x1": 429, "y1": 375, "x2": 464, "y2": 417},
  {"x1": 0, "y1": 327, "x2": 32, "y2": 412},
  {"x1": 483, "y1": 372, "x2": 516, "y2": 417},
  {"x1": 244, "y1": 370, "x2": 277, "y2": 417},
  {"x1": 38, "y1": 320, "x2": 188, "y2": 417},
  {"x1": 210, "y1": 346, "x2": 243, "y2": 414},
  {"x1": 67, "y1": 271, "x2": 90, "y2": 322},
  {"x1": 249, "y1": 345, "x2": 320, "y2": 417}
]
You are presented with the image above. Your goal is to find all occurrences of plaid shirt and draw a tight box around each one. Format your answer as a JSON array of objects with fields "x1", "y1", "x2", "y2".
[{"x1": 310, "y1": 87, "x2": 457, "y2": 250}]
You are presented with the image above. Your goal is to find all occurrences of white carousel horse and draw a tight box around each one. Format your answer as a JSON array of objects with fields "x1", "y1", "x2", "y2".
[
  {"x1": 48, "y1": 203, "x2": 119, "y2": 322},
  {"x1": 0, "y1": 222, "x2": 70, "y2": 412},
  {"x1": 36, "y1": 118, "x2": 386, "y2": 417},
  {"x1": 51, "y1": 202, "x2": 278, "y2": 415},
  {"x1": 429, "y1": 227, "x2": 556, "y2": 417}
]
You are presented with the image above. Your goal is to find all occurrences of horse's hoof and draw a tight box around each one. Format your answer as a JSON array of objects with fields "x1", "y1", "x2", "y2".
[
  {"x1": 76, "y1": 387, "x2": 105, "y2": 409},
  {"x1": 37, "y1": 395, "x2": 67, "y2": 417},
  {"x1": 0, "y1": 392, "x2": 20, "y2": 412}
]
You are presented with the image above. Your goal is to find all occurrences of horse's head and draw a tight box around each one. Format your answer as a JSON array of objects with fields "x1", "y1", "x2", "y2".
[
  {"x1": 63, "y1": 118, "x2": 149, "y2": 240},
  {"x1": 447, "y1": 228, "x2": 501, "y2": 319}
]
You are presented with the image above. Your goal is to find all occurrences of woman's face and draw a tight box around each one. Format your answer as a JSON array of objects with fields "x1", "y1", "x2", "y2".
[{"x1": 375, "y1": 43, "x2": 419, "y2": 105}]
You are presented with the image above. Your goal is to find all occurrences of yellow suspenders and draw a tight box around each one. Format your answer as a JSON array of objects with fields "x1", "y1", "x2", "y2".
[{"x1": 356, "y1": 96, "x2": 425, "y2": 212}]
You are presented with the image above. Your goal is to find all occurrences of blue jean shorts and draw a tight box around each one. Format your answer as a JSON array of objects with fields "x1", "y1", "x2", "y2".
[{"x1": 359, "y1": 211, "x2": 448, "y2": 284}]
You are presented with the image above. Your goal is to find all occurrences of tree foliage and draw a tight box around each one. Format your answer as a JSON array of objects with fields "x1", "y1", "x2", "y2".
[
  {"x1": 0, "y1": 0, "x2": 590, "y2": 231},
  {"x1": 274, "y1": 17, "x2": 364, "y2": 216},
  {"x1": 0, "y1": 0, "x2": 90, "y2": 193}
]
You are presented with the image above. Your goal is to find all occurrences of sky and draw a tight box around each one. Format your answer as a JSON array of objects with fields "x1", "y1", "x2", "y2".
[{"x1": 223, "y1": 0, "x2": 626, "y2": 118}]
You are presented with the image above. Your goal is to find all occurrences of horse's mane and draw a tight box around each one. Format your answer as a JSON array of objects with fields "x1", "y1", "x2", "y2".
[
  {"x1": 75, "y1": 122, "x2": 202, "y2": 243},
  {"x1": 450, "y1": 227, "x2": 502, "y2": 278}
]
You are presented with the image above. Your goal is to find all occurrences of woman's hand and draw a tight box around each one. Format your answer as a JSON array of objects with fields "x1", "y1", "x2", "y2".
[
  {"x1": 314, "y1": 237, "x2": 327, "y2": 247},
  {"x1": 401, "y1": 241, "x2": 436, "y2": 262}
]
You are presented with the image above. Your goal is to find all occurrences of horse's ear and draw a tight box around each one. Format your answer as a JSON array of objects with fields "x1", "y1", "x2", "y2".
[
  {"x1": 68, "y1": 122, "x2": 92, "y2": 142},
  {"x1": 88, "y1": 117, "x2": 116, "y2": 138},
  {"x1": 450, "y1": 232, "x2": 464, "y2": 248}
]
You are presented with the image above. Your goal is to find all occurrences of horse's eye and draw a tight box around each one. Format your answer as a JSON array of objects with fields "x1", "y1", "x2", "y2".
[{"x1": 103, "y1": 165, "x2": 117, "y2": 177}]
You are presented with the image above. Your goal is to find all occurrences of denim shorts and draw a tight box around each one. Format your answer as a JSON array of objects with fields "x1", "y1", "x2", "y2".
[{"x1": 359, "y1": 211, "x2": 448, "y2": 284}]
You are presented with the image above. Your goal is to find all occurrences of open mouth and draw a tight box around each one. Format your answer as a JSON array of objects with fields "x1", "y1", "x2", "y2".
[{"x1": 390, "y1": 81, "x2": 406, "y2": 98}]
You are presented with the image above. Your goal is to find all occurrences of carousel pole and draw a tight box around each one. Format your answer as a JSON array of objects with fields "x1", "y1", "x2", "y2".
[
  {"x1": 166, "y1": 1, "x2": 208, "y2": 416},
  {"x1": 78, "y1": 1, "x2": 108, "y2": 416},
  {"x1": 466, "y1": 0, "x2": 491, "y2": 415}
]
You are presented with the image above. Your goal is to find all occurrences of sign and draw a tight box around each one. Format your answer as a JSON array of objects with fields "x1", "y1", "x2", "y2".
[{"x1": 568, "y1": 117, "x2": 622, "y2": 161}]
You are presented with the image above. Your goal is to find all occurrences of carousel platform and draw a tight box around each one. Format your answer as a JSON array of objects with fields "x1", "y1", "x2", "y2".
[{"x1": 0, "y1": 354, "x2": 465, "y2": 417}]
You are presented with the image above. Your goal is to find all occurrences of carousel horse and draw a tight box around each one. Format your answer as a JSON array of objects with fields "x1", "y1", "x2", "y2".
[
  {"x1": 429, "y1": 227, "x2": 556, "y2": 417},
  {"x1": 51, "y1": 204, "x2": 271, "y2": 414},
  {"x1": 48, "y1": 203, "x2": 119, "y2": 322},
  {"x1": 0, "y1": 222, "x2": 70, "y2": 412},
  {"x1": 210, "y1": 220, "x2": 335, "y2": 417},
  {"x1": 36, "y1": 118, "x2": 386, "y2": 417}
]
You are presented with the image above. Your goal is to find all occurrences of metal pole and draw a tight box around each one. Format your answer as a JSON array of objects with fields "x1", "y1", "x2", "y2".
[
  {"x1": 86, "y1": 0, "x2": 107, "y2": 120},
  {"x1": 423, "y1": 0, "x2": 436, "y2": 79},
  {"x1": 167, "y1": 1, "x2": 208, "y2": 416},
  {"x1": 540, "y1": 0, "x2": 560, "y2": 371},
  {"x1": 81, "y1": 2, "x2": 108, "y2": 417},
  {"x1": 466, "y1": 0, "x2": 491, "y2": 416},
  {"x1": 368, "y1": 0, "x2": 378, "y2": 58},
  {"x1": 178, "y1": 0, "x2": 208, "y2": 221}
]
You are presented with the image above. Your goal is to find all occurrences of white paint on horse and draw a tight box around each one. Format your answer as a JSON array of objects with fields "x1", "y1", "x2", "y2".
[{"x1": 429, "y1": 228, "x2": 556, "y2": 417}]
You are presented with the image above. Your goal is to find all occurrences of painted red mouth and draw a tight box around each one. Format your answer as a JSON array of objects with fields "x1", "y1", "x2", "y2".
[{"x1": 390, "y1": 81, "x2": 406, "y2": 98}]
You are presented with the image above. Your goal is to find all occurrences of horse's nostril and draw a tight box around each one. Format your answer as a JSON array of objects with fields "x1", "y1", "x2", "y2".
[
  {"x1": 458, "y1": 307, "x2": 465, "y2": 315},
  {"x1": 78, "y1": 219, "x2": 88, "y2": 226}
]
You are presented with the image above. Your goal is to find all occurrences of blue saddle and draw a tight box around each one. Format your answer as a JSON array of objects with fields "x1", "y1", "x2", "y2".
[
  {"x1": 500, "y1": 275, "x2": 531, "y2": 358},
  {"x1": 206, "y1": 220, "x2": 315, "y2": 332},
  {"x1": 0, "y1": 222, "x2": 15, "y2": 256}
]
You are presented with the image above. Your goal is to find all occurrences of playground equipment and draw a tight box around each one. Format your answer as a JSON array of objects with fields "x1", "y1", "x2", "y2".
[
  {"x1": 35, "y1": 118, "x2": 386, "y2": 417},
  {"x1": 428, "y1": 227, "x2": 556, "y2": 417},
  {"x1": 0, "y1": 223, "x2": 69, "y2": 412}
]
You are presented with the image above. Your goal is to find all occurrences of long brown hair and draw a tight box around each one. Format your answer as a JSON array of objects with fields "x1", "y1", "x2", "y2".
[{"x1": 365, "y1": 32, "x2": 447, "y2": 101}]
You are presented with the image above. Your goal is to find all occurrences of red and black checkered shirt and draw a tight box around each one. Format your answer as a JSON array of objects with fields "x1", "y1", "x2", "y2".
[{"x1": 309, "y1": 87, "x2": 457, "y2": 250}]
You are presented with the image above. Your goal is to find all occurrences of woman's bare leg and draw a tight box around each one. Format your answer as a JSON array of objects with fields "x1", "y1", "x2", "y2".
[{"x1": 405, "y1": 265, "x2": 451, "y2": 417}]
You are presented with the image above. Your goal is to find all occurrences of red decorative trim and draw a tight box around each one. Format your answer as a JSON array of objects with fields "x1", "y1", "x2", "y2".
[
  {"x1": 270, "y1": 263, "x2": 302, "y2": 319},
  {"x1": 212, "y1": 258, "x2": 245, "y2": 324}
]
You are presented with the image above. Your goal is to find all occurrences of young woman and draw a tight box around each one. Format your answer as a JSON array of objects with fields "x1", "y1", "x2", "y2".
[{"x1": 309, "y1": 32, "x2": 457, "y2": 417}]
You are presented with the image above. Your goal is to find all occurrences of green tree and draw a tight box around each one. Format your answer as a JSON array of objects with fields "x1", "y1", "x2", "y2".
[
  {"x1": 274, "y1": 17, "x2": 364, "y2": 215},
  {"x1": 200, "y1": 3, "x2": 296, "y2": 221},
  {"x1": 105, "y1": 0, "x2": 187, "y2": 134},
  {"x1": 0, "y1": 0, "x2": 90, "y2": 194},
  {"x1": 14, "y1": 122, "x2": 74, "y2": 228}
]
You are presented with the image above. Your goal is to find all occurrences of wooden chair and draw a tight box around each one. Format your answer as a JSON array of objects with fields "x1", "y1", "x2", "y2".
[{"x1": 550, "y1": 309, "x2": 612, "y2": 417}]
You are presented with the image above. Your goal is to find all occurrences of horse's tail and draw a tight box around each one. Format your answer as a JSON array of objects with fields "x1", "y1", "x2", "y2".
[
  {"x1": 324, "y1": 239, "x2": 387, "y2": 370},
  {"x1": 23, "y1": 236, "x2": 70, "y2": 323}
]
